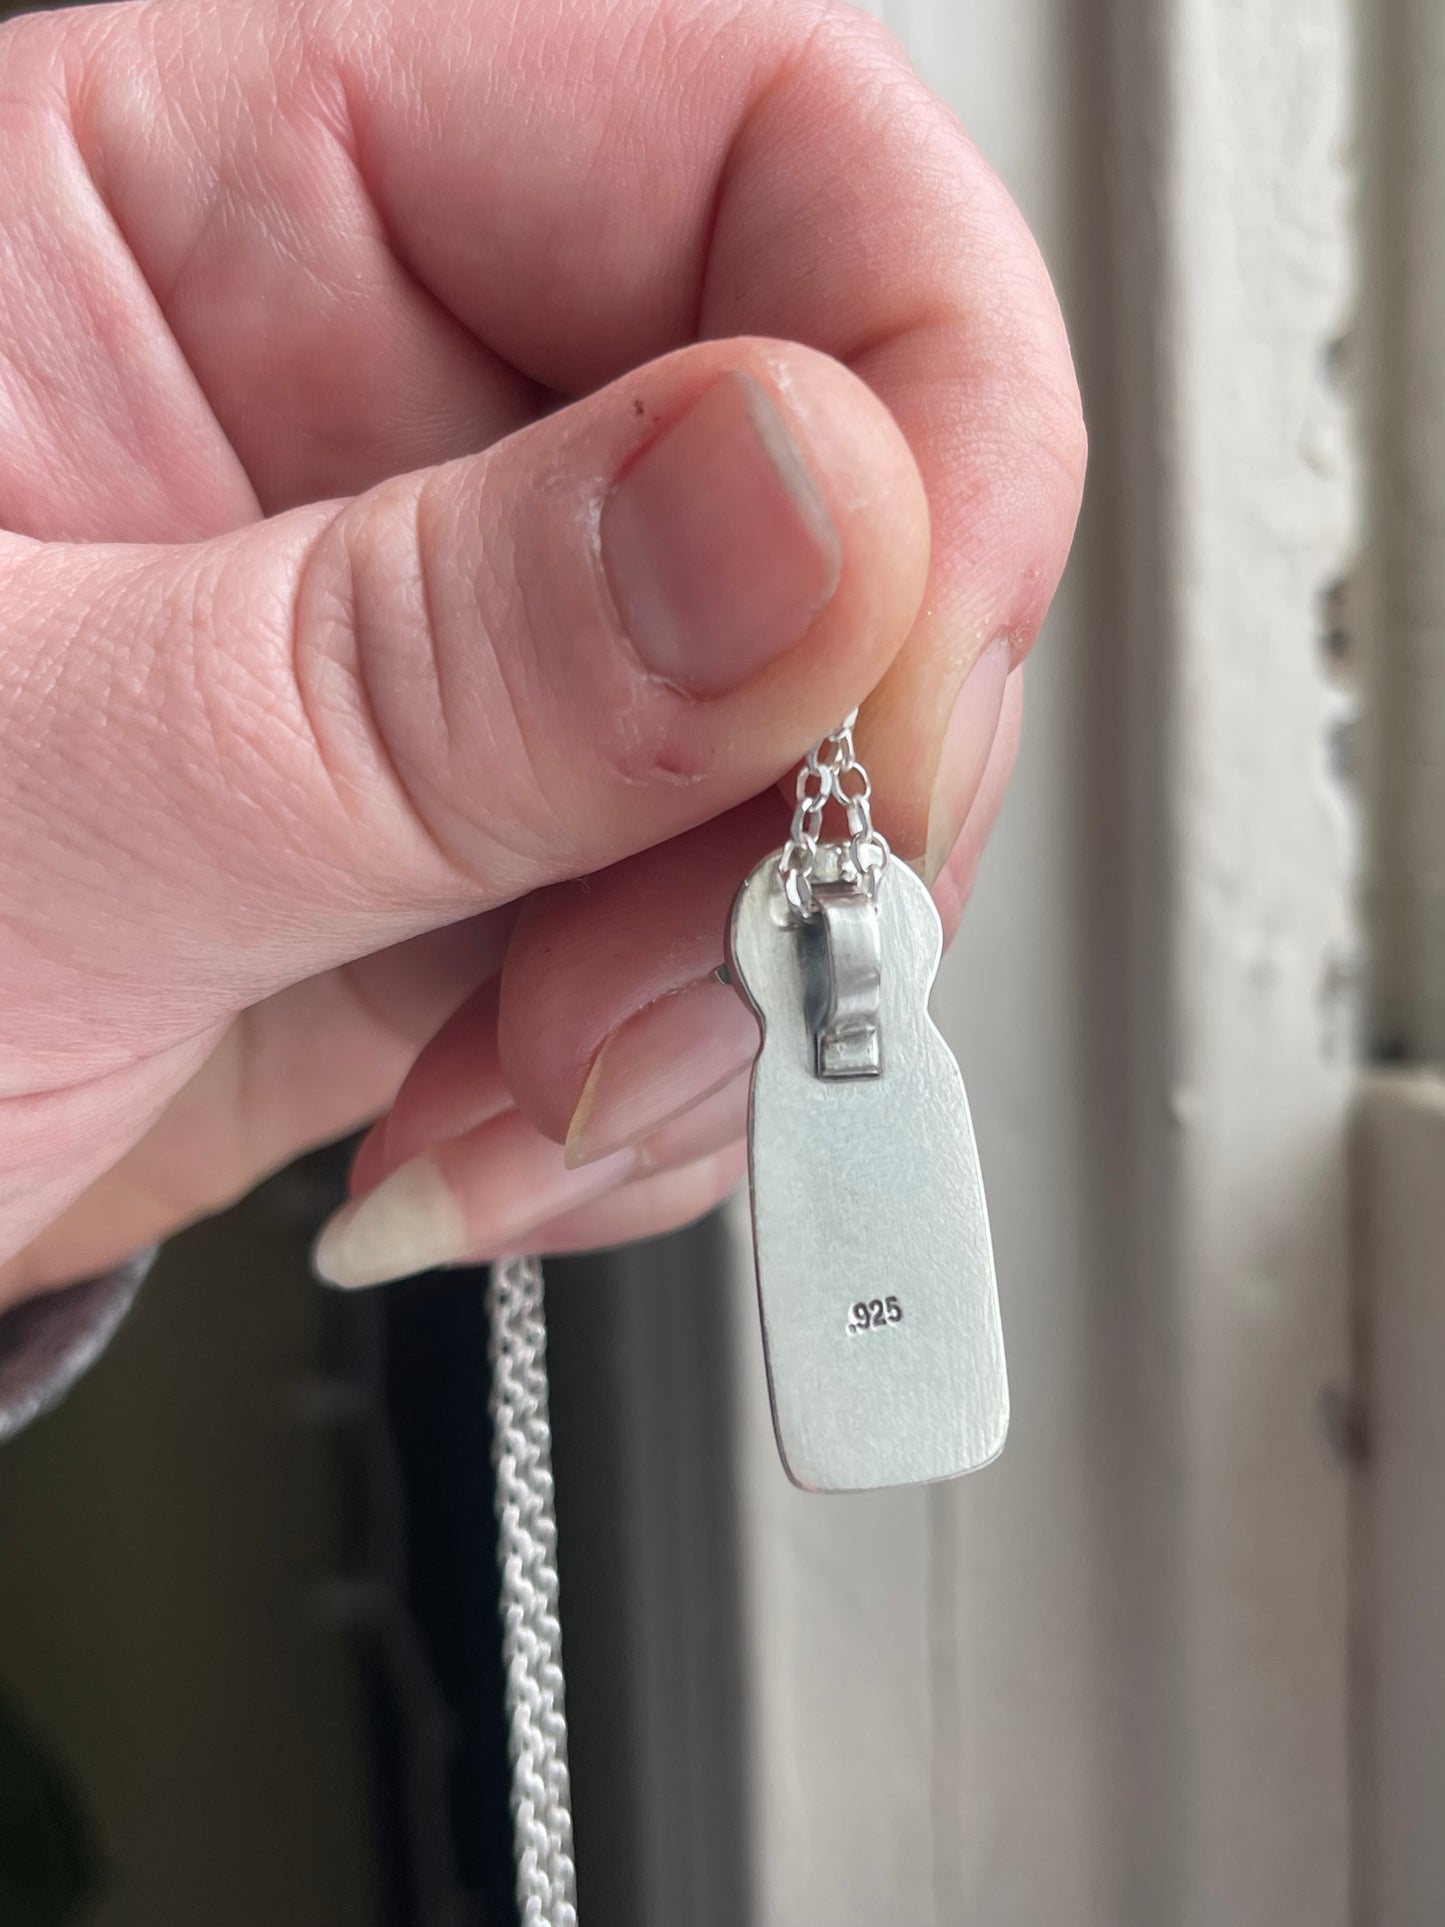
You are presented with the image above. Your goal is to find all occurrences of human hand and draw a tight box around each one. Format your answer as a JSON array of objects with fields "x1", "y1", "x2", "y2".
[{"x1": 0, "y1": 0, "x2": 1083, "y2": 1301}]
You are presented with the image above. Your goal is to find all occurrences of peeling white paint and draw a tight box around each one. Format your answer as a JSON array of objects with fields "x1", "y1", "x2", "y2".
[{"x1": 732, "y1": 1, "x2": 1361, "y2": 1922}]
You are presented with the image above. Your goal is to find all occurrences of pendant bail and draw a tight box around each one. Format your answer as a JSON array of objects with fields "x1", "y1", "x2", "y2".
[{"x1": 808, "y1": 877, "x2": 883, "y2": 1079}]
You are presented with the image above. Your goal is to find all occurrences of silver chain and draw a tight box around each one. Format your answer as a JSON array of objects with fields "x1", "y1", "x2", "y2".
[
  {"x1": 484, "y1": 724, "x2": 878, "y2": 1922},
  {"x1": 487, "y1": 1254, "x2": 578, "y2": 1927},
  {"x1": 777, "y1": 708, "x2": 889, "y2": 913}
]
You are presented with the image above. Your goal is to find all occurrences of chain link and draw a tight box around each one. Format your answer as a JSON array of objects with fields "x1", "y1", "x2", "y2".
[
  {"x1": 778, "y1": 710, "x2": 890, "y2": 913},
  {"x1": 486, "y1": 719, "x2": 886, "y2": 1922},
  {"x1": 488, "y1": 1255, "x2": 578, "y2": 1927}
]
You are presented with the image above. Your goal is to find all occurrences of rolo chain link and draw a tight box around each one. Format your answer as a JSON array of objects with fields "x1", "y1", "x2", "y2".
[{"x1": 778, "y1": 709, "x2": 890, "y2": 914}]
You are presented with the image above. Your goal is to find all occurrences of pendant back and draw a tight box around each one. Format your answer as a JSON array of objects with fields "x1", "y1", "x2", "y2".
[{"x1": 727, "y1": 850, "x2": 1008, "y2": 1493}]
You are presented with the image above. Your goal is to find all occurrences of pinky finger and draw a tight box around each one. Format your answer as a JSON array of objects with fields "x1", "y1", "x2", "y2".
[{"x1": 315, "y1": 1089, "x2": 745, "y2": 1287}]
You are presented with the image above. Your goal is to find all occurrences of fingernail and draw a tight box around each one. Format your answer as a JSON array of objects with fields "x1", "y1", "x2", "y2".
[
  {"x1": 313, "y1": 1154, "x2": 468, "y2": 1289},
  {"x1": 923, "y1": 638, "x2": 1011, "y2": 882},
  {"x1": 566, "y1": 976, "x2": 760, "y2": 1168},
  {"x1": 601, "y1": 370, "x2": 843, "y2": 693},
  {"x1": 314, "y1": 1121, "x2": 637, "y2": 1289}
]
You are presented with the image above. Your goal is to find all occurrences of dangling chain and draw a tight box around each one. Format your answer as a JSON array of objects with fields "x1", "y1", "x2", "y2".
[
  {"x1": 777, "y1": 708, "x2": 890, "y2": 914},
  {"x1": 486, "y1": 725, "x2": 877, "y2": 1924},
  {"x1": 488, "y1": 1254, "x2": 578, "y2": 1927}
]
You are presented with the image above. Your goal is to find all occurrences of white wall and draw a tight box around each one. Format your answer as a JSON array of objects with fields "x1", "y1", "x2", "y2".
[{"x1": 731, "y1": 3, "x2": 1360, "y2": 1922}]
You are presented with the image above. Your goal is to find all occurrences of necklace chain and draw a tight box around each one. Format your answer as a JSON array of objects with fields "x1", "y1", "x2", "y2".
[
  {"x1": 778, "y1": 709, "x2": 890, "y2": 913},
  {"x1": 488, "y1": 724, "x2": 881, "y2": 1924},
  {"x1": 488, "y1": 1254, "x2": 578, "y2": 1927}
]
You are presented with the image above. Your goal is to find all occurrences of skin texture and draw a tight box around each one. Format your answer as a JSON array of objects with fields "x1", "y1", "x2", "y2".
[{"x1": 0, "y1": 0, "x2": 1083, "y2": 1301}]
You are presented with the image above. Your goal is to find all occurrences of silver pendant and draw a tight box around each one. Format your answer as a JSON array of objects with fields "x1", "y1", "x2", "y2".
[{"x1": 727, "y1": 842, "x2": 1008, "y2": 1493}]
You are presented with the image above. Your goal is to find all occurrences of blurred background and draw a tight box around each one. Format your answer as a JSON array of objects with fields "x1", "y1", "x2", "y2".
[{"x1": 2, "y1": 0, "x2": 1442, "y2": 1924}]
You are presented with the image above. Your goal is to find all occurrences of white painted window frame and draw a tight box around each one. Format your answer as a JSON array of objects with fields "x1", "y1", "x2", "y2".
[{"x1": 718, "y1": 2, "x2": 1437, "y2": 1923}]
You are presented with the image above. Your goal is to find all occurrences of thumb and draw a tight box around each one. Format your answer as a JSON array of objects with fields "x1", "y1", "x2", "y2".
[{"x1": 0, "y1": 340, "x2": 927, "y2": 1081}]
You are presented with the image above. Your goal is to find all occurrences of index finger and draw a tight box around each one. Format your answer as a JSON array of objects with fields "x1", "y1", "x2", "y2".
[
  {"x1": 345, "y1": 0, "x2": 1085, "y2": 858},
  {"x1": 73, "y1": 0, "x2": 1084, "y2": 857}
]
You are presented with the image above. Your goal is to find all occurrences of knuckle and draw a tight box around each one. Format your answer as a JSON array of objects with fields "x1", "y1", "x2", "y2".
[
  {"x1": 293, "y1": 479, "x2": 481, "y2": 898},
  {"x1": 303, "y1": 470, "x2": 594, "y2": 903}
]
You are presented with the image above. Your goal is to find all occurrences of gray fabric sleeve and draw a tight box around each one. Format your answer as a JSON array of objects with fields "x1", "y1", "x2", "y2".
[{"x1": 0, "y1": 1252, "x2": 155, "y2": 1444}]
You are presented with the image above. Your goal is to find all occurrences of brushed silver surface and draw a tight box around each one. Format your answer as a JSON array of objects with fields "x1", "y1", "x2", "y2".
[{"x1": 728, "y1": 848, "x2": 1009, "y2": 1493}]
